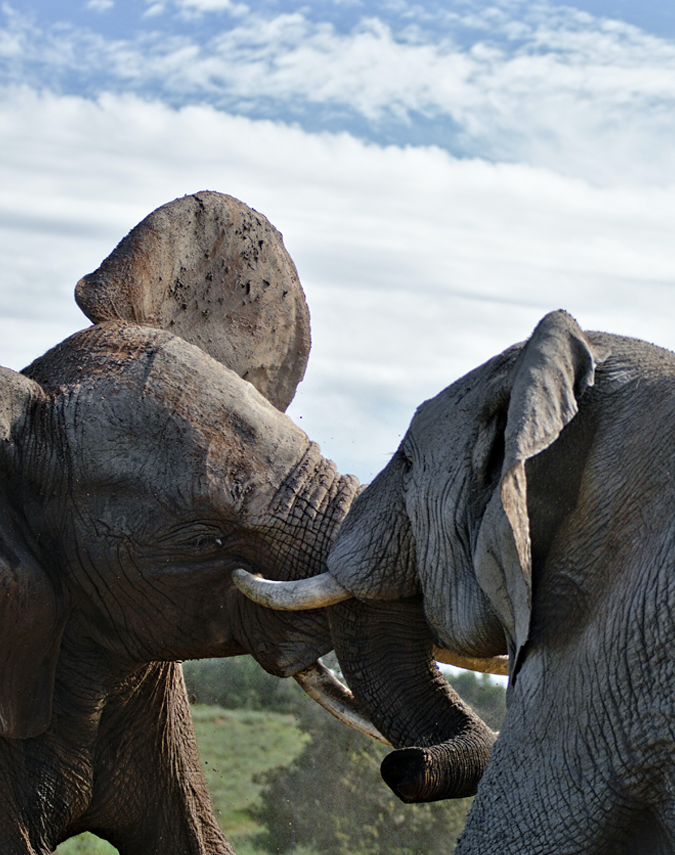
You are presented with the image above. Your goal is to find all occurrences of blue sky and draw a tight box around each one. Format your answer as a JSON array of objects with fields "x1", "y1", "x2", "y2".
[
  {"x1": 7, "y1": 0, "x2": 675, "y2": 167},
  {"x1": 1, "y1": 0, "x2": 674, "y2": 479}
]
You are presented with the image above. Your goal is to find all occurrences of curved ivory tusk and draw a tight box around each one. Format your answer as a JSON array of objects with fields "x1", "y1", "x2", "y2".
[
  {"x1": 433, "y1": 645, "x2": 509, "y2": 676},
  {"x1": 294, "y1": 661, "x2": 391, "y2": 746},
  {"x1": 232, "y1": 569, "x2": 352, "y2": 611}
]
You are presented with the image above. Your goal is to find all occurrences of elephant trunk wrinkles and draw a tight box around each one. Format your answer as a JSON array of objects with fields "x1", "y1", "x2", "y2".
[
  {"x1": 330, "y1": 598, "x2": 496, "y2": 803},
  {"x1": 234, "y1": 445, "x2": 361, "y2": 678},
  {"x1": 264, "y1": 443, "x2": 360, "y2": 582}
]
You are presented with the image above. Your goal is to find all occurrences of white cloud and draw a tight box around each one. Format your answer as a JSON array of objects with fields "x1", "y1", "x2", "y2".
[
  {"x1": 0, "y1": 86, "x2": 673, "y2": 480},
  {"x1": 144, "y1": 3, "x2": 166, "y2": 17},
  {"x1": 3, "y1": 3, "x2": 675, "y2": 184},
  {"x1": 175, "y1": 0, "x2": 249, "y2": 16},
  {"x1": 86, "y1": 0, "x2": 114, "y2": 11}
]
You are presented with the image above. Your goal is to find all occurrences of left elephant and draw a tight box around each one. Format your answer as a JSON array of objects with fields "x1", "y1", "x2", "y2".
[{"x1": 0, "y1": 192, "x2": 367, "y2": 854}]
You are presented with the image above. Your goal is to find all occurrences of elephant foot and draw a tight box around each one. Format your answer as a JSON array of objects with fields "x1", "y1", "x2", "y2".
[{"x1": 380, "y1": 729, "x2": 496, "y2": 803}]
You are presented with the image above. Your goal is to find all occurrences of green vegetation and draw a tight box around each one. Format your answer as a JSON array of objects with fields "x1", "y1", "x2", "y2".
[
  {"x1": 55, "y1": 657, "x2": 506, "y2": 855},
  {"x1": 182, "y1": 656, "x2": 310, "y2": 715},
  {"x1": 55, "y1": 834, "x2": 118, "y2": 854},
  {"x1": 253, "y1": 702, "x2": 472, "y2": 855},
  {"x1": 191, "y1": 706, "x2": 309, "y2": 852},
  {"x1": 55, "y1": 705, "x2": 308, "y2": 855},
  {"x1": 444, "y1": 669, "x2": 506, "y2": 731}
]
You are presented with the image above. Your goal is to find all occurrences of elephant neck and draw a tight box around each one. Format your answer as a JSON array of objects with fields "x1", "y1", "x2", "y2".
[{"x1": 266, "y1": 442, "x2": 360, "y2": 578}]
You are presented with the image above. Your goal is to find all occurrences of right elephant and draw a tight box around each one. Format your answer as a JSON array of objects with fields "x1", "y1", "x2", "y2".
[{"x1": 236, "y1": 310, "x2": 675, "y2": 853}]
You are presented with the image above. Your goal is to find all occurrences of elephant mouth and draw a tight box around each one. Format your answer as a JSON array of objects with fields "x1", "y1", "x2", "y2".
[{"x1": 230, "y1": 571, "x2": 391, "y2": 744}]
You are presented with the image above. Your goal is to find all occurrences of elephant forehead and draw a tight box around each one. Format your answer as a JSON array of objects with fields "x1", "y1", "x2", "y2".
[
  {"x1": 140, "y1": 335, "x2": 306, "y2": 446},
  {"x1": 142, "y1": 339, "x2": 312, "y2": 508},
  {"x1": 28, "y1": 321, "x2": 306, "y2": 451},
  {"x1": 406, "y1": 347, "x2": 517, "y2": 468},
  {"x1": 65, "y1": 389, "x2": 220, "y2": 508},
  {"x1": 62, "y1": 334, "x2": 310, "y2": 510},
  {"x1": 406, "y1": 383, "x2": 478, "y2": 473}
]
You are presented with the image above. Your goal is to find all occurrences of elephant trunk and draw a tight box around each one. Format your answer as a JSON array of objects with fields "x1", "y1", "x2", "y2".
[
  {"x1": 234, "y1": 447, "x2": 361, "y2": 677},
  {"x1": 329, "y1": 597, "x2": 496, "y2": 803},
  {"x1": 263, "y1": 443, "x2": 361, "y2": 583}
]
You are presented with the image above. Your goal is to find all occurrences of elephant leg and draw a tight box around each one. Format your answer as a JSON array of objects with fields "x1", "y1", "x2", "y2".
[
  {"x1": 75, "y1": 662, "x2": 232, "y2": 855},
  {"x1": 456, "y1": 656, "x2": 673, "y2": 855},
  {"x1": 330, "y1": 598, "x2": 496, "y2": 802},
  {"x1": 458, "y1": 736, "x2": 669, "y2": 854}
]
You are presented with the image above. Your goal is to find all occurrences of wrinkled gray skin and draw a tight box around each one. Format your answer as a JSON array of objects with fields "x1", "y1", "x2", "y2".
[
  {"x1": 326, "y1": 311, "x2": 675, "y2": 853},
  {"x1": 0, "y1": 321, "x2": 358, "y2": 854},
  {"x1": 0, "y1": 187, "x2": 362, "y2": 855},
  {"x1": 0, "y1": 191, "x2": 492, "y2": 853}
]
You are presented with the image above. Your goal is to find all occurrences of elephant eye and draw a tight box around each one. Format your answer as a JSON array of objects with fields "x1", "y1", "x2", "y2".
[
  {"x1": 190, "y1": 535, "x2": 218, "y2": 552},
  {"x1": 207, "y1": 534, "x2": 230, "y2": 551},
  {"x1": 158, "y1": 524, "x2": 236, "y2": 555},
  {"x1": 172, "y1": 528, "x2": 232, "y2": 553}
]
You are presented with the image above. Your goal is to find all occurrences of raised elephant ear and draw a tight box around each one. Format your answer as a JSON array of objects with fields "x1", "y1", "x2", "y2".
[
  {"x1": 75, "y1": 191, "x2": 310, "y2": 412},
  {"x1": 0, "y1": 367, "x2": 67, "y2": 737},
  {"x1": 474, "y1": 311, "x2": 609, "y2": 675}
]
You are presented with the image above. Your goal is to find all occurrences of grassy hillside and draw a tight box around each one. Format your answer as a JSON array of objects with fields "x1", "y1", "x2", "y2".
[{"x1": 192, "y1": 706, "x2": 309, "y2": 854}]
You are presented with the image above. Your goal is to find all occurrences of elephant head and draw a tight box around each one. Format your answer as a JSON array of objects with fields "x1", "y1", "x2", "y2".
[
  {"x1": 0, "y1": 192, "x2": 382, "y2": 852},
  {"x1": 238, "y1": 310, "x2": 675, "y2": 850},
  {"x1": 234, "y1": 311, "x2": 610, "y2": 801}
]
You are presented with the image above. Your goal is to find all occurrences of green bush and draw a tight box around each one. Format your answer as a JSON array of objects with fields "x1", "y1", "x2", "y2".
[
  {"x1": 252, "y1": 703, "x2": 471, "y2": 855},
  {"x1": 55, "y1": 832, "x2": 118, "y2": 854},
  {"x1": 443, "y1": 670, "x2": 506, "y2": 730},
  {"x1": 183, "y1": 656, "x2": 309, "y2": 715}
]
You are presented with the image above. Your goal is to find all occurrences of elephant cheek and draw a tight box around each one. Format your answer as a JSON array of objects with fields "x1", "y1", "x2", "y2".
[{"x1": 418, "y1": 568, "x2": 507, "y2": 660}]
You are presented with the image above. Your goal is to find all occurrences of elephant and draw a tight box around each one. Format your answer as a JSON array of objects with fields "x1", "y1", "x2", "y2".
[
  {"x1": 235, "y1": 310, "x2": 675, "y2": 853},
  {"x1": 0, "y1": 190, "x2": 393, "y2": 854}
]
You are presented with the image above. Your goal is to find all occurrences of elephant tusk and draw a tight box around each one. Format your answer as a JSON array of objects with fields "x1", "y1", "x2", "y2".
[
  {"x1": 293, "y1": 661, "x2": 391, "y2": 746},
  {"x1": 433, "y1": 645, "x2": 509, "y2": 677},
  {"x1": 232, "y1": 569, "x2": 352, "y2": 611}
]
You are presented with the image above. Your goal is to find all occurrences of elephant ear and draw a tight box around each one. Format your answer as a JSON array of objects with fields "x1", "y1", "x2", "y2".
[
  {"x1": 0, "y1": 368, "x2": 67, "y2": 738},
  {"x1": 75, "y1": 191, "x2": 310, "y2": 412},
  {"x1": 474, "y1": 311, "x2": 609, "y2": 675}
]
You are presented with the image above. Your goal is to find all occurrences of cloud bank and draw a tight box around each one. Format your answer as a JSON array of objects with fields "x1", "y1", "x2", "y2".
[
  {"x1": 1, "y1": 84, "x2": 673, "y2": 479},
  {"x1": 3, "y1": 2, "x2": 675, "y2": 183}
]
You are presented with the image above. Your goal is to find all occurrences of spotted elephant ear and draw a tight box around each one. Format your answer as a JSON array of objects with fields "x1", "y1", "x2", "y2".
[
  {"x1": 0, "y1": 368, "x2": 68, "y2": 738},
  {"x1": 474, "y1": 311, "x2": 610, "y2": 676},
  {"x1": 75, "y1": 191, "x2": 311, "y2": 412}
]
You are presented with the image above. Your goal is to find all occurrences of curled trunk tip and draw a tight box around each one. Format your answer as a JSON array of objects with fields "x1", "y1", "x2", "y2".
[{"x1": 380, "y1": 726, "x2": 497, "y2": 803}]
